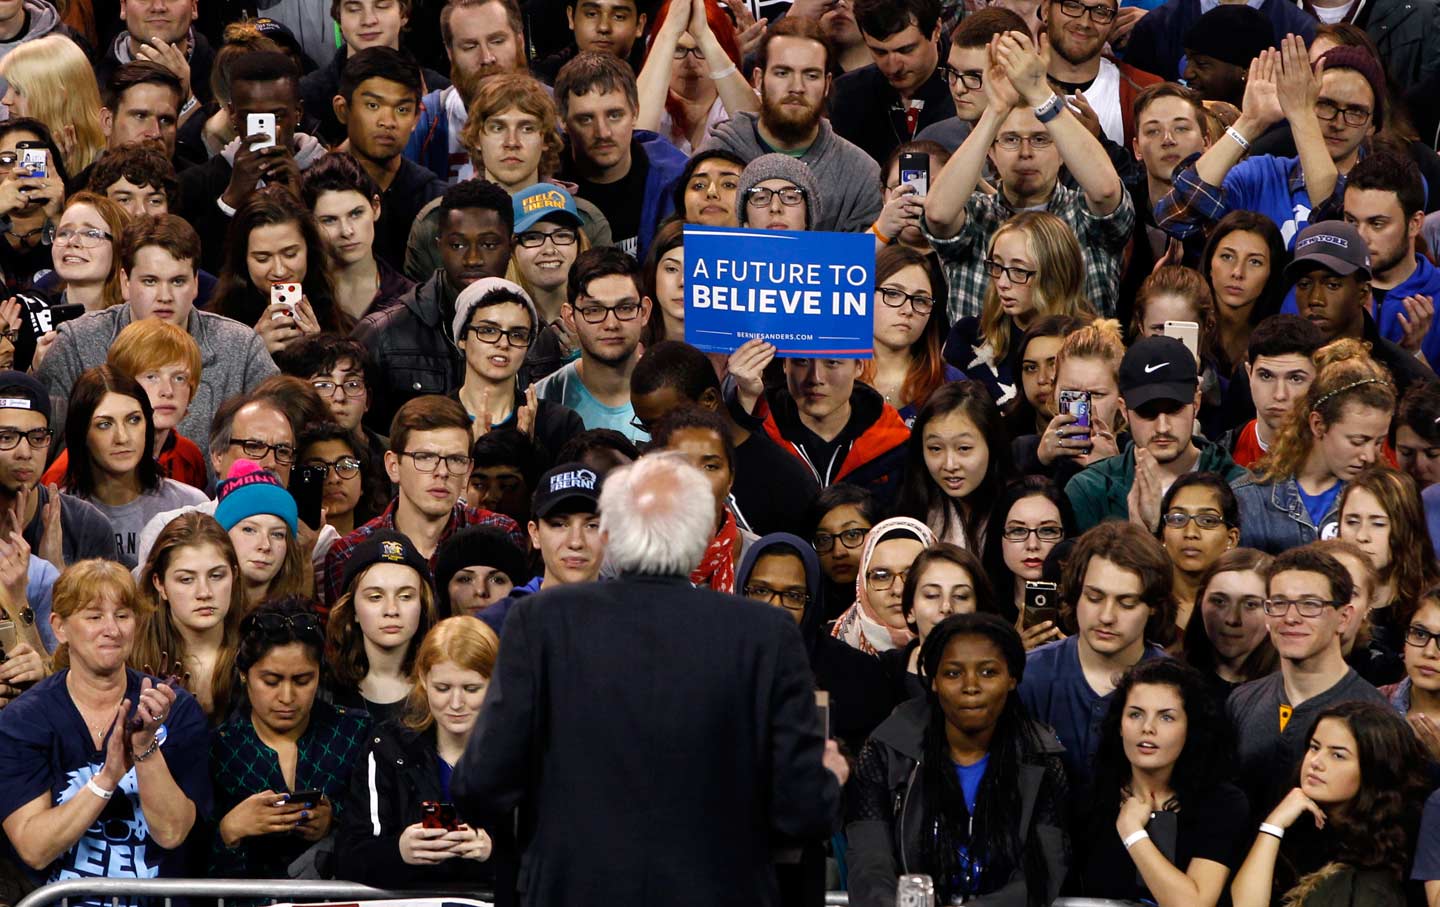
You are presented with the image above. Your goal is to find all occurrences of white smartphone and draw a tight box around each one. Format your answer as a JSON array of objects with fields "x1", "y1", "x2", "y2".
[
  {"x1": 270, "y1": 282, "x2": 300, "y2": 320},
  {"x1": 246, "y1": 112, "x2": 276, "y2": 152},
  {"x1": 1163, "y1": 320, "x2": 1201, "y2": 363}
]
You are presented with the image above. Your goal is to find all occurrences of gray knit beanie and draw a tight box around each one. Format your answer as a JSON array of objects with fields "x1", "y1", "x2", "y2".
[{"x1": 736, "y1": 153, "x2": 821, "y2": 229}]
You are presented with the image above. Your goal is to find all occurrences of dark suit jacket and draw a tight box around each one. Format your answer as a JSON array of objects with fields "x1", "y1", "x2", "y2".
[{"x1": 452, "y1": 573, "x2": 842, "y2": 907}]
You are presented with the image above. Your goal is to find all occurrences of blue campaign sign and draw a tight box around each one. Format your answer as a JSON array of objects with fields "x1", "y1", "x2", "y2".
[{"x1": 683, "y1": 225, "x2": 874, "y2": 358}]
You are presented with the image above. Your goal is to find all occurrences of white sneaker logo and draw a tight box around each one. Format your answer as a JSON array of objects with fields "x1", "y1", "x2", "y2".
[{"x1": 1144, "y1": 362, "x2": 1169, "y2": 374}]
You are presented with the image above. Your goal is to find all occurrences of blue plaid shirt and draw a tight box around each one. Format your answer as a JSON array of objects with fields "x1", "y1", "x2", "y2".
[{"x1": 1155, "y1": 151, "x2": 1348, "y2": 249}]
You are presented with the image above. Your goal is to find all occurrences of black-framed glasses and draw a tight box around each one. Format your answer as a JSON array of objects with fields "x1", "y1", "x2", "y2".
[
  {"x1": 400, "y1": 450, "x2": 472, "y2": 474},
  {"x1": 876, "y1": 286, "x2": 935, "y2": 315},
  {"x1": 311, "y1": 378, "x2": 366, "y2": 399},
  {"x1": 241, "y1": 610, "x2": 324, "y2": 637},
  {"x1": 629, "y1": 414, "x2": 652, "y2": 434},
  {"x1": 1263, "y1": 597, "x2": 1344, "y2": 618},
  {"x1": 516, "y1": 228, "x2": 578, "y2": 248},
  {"x1": 1406, "y1": 624, "x2": 1440, "y2": 650},
  {"x1": 54, "y1": 226, "x2": 112, "y2": 248},
  {"x1": 1056, "y1": 0, "x2": 1117, "y2": 23},
  {"x1": 744, "y1": 584, "x2": 811, "y2": 612},
  {"x1": 573, "y1": 301, "x2": 643, "y2": 323},
  {"x1": 1161, "y1": 511, "x2": 1228, "y2": 530},
  {"x1": 303, "y1": 456, "x2": 361, "y2": 479},
  {"x1": 229, "y1": 438, "x2": 295, "y2": 465},
  {"x1": 813, "y1": 527, "x2": 867, "y2": 553},
  {"x1": 745, "y1": 186, "x2": 807, "y2": 208},
  {"x1": 465, "y1": 323, "x2": 535, "y2": 348},
  {"x1": 865, "y1": 568, "x2": 910, "y2": 592},
  {"x1": 1315, "y1": 99, "x2": 1372, "y2": 127},
  {"x1": 937, "y1": 65, "x2": 983, "y2": 90},
  {"x1": 673, "y1": 45, "x2": 704, "y2": 60},
  {"x1": 0, "y1": 327, "x2": 18, "y2": 344},
  {"x1": 0, "y1": 427, "x2": 51, "y2": 450},
  {"x1": 983, "y1": 259, "x2": 1037, "y2": 284},
  {"x1": 1001, "y1": 525, "x2": 1065, "y2": 543}
]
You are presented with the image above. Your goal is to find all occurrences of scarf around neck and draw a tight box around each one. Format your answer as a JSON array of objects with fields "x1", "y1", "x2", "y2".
[{"x1": 690, "y1": 507, "x2": 740, "y2": 593}]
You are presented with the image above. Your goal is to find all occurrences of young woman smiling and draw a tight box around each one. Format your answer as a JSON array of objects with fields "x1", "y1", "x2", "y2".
[{"x1": 47, "y1": 192, "x2": 127, "y2": 312}]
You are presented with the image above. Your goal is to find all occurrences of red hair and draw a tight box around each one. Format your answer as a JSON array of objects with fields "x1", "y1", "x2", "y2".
[{"x1": 646, "y1": 0, "x2": 741, "y2": 143}]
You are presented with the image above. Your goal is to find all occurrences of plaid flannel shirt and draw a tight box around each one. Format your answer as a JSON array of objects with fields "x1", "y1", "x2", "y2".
[
  {"x1": 320, "y1": 498, "x2": 524, "y2": 608},
  {"x1": 924, "y1": 181, "x2": 1135, "y2": 322},
  {"x1": 1155, "y1": 151, "x2": 1348, "y2": 248}
]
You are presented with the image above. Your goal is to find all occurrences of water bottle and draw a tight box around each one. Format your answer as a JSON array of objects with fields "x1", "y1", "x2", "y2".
[{"x1": 897, "y1": 873, "x2": 936, "y2": 907}]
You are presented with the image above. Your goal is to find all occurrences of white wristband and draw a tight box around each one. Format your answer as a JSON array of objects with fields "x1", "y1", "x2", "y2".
[
  {"x1": 86, "y1": 777, "x2": 114, "y2": 801},
  {"x1": 1122, "y1": 829, "x2": 1150, "y2": 850},
  {"x1": 1259, "y1": 822, "x2": 1285, "y2": 840},
  {"x1": 1225, "y1": 125, "x2": 1251, "y2": 152},
  {"x1": 709, "y1": 64, "x2": 737, "y2": 80}
]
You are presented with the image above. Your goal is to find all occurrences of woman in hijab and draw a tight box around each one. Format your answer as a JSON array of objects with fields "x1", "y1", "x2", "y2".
[{"x1": 830, "y1": 517, "x2": 937, "y2": 656}]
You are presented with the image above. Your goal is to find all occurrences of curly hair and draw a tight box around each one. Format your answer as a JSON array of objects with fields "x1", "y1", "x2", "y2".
[
  {"x1": 460, "y1": 73, "x2": 564, "y2": 181},
  {"x1": 1255, "y1": 338, "x2": 1395, "y2": 484},
  {"x1": 1061, "y1": 521, "x2": 1174, "y2": 642}
]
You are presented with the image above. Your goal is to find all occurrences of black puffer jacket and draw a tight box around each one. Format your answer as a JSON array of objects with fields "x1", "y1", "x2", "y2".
[{"x1": 353, "y1": 270, "x2": 464, "y2": 433}]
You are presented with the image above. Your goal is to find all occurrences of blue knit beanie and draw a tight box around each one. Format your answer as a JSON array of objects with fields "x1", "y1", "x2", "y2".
[{"x1": 214, "y1": 460, "x2": 298, "y2": 534}]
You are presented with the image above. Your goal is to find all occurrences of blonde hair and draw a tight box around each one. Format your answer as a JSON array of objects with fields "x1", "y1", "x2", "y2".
[
  {"x1": 52, "y1": 560, "x2": 148, "y2": 671},
  {"x1": 1255, "y1": 339, "x2": 1396, "y2": 483},
  {"x1": 1054, "y1": 318, "x2": 1128, "y2": 431},
  {"x1": 401, "y1": 616, "x2": 501, "y2": 731},
  {"x1": 0, "y1": 35, "x2": 105, "y2": 175},
  {"x1": 461, "y1": 74, "x2": 565, "y2": 181},
  {"x1": 980, "y1": 211, "x2": 1093, "y2": 361}
]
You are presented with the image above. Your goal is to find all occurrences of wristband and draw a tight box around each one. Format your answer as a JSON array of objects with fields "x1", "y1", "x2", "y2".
[
  {"x1": 1034, "y1": 93, "x2": 1064, "y2": 124},
  {"x1": 86, "y1": 778, "x2": 114, "y2": 801},
  {"x1": 870, "y1": 221, "x2": 892, "y2": 245},
  {"x1": 1225, "y1": 125, "x2": 1251, "y2": 152},
  {"x1": 1122, "y1": 829, "x2": 1150, "y2": 850},
  {"x1": 1259, "y1": 822, "x2": 1285, "y2": 840},
  {"x1": 709, "y1": 64, "x2": 738, "y2": 80}
]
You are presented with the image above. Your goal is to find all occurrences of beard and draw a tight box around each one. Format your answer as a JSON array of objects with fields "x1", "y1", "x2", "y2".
[
  {"x1": 1048, "y1": 21, "x2": 1102, "y2": 66},
  {"x1": 1370, "y1": 236, "x2": 1412, "y2": 278},
  {"x1": 761, "y1": 92, "x2": 823, "y2": 145},
  {"x1": 586, "y1": 336, "x2": 639, "y2": 367}
]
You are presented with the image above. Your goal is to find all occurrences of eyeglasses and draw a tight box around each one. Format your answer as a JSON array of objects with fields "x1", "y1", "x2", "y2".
[
  {"x1": 241, "y1": 610, "x2": 324, "y2": 637},
  {"x1": 229, "y1": 438, "x2": 295, "y2": 465},
  {"x1": 937, "y1": 65, "x2": 983, "y2": 90},
  {"x1": 311, "y1": 378, "x2": 366, "y2": 399},
  {"x1": 629, "y1": 414, "x2": 652, "y2": 434},
  {"x1": 1406, "y1": 624, "x2": 1440, "y2": 650},
  {"x1": 401, "y1": 450, "x2": 472, "y2": 474},
  {"x1": 745, "y1": 186, "x2": 807, "y2": 208},
  {"x1": 1263, "y1": 598, "x2": 1344, "y2": 618},
  {"x1": 744, "y1": 584, "x2": 812, "y2": 612},
  {"x1": 465, "y1": 323, "x2": 535, "y2": 348},
  {"x1": 1161, "y1": 511, "x2": 1228, "y2": 530},
  {"x1": 813, "y1": 527, "x2": 867, "y2": 553},
  {"x1": 0, "y1": 427, "x2": 51, "y2": 450},
  {"x1": 1055, "y1": 0, "x2": 1117, "y2": 23},
  {"x1": 876, "y1": 286, "x2": 935, "y2": 315},
  {"x1": 983, "y1": 259, "x2": 1038, "y2": 284},
  {"x1": 994, "y1": 132, "x2": 1054, "y2": 152},
  {"x1": 516, "y1": 228, "x2": 578, "y2": 248},
  {"x1": 673, "y1": 45, "x2": 704, "y2": 60},
  {"x1": 0, "y1": 327, "x2": 17, "y2": 344},
  {"x1": 1315, "y1": 99, "x2": 1372, "y2": 128},
  {"x1": 1001, "y1": 525, "x2": 1065, "y2": 543},
  {"x1": 54, "y1": 226, "x2": 112, "y2": 248},
  {"x1": 573, "y1": 301, "x2": 643, "y2": 323},
  {"x1": 304, "y1": 456, "x2": 362, "y2": 479},
  {"x1": 865, "y1": 568, "x2": 909, "y2": 592}
]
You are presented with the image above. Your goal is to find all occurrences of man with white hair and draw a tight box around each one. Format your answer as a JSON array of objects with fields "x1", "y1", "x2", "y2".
[{"x1": 453, "y1": 452, "x2": 848, "y2": 907}]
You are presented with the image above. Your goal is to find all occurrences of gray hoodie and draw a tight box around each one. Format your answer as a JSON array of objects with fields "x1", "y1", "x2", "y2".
[
  {"x1": 0, "y1": 0, "x2": 60, "y2": 59},
  {"x1": 699, "y1": 110, "x2": 883, "y2": 233}
]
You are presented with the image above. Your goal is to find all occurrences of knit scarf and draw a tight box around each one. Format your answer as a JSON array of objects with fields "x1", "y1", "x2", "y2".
[{"x1": 691, "y1": 508, "x2": 740, "y2": 593}]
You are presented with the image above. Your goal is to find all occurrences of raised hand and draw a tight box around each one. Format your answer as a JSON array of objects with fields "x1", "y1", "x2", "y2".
[
  {"x1": 1241, "y1": 48, "x2": 1284, "y2": 132},
  {"x1": 1275, "y1": 33, "x2": 1320, "y2": 122},
  {"x1": 1396, "y1": 294, "x2": 1434, "y2": 353}
]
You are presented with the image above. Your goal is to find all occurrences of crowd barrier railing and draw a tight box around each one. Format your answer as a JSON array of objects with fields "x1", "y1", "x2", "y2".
[{"x1": 12, "y1": 880, "x2": 492, "y2": 907}]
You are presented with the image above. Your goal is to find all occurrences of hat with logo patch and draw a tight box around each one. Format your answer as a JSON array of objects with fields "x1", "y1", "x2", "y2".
[
  {"x1": 512, "y1": 182, "x2": 584, "y2": 234},
  {"x1": 0, "y1": 370, "x2": 49, "y2": 424},
  {"x1": 340, "y1": 528, "x2": 433, "y2": 594},
  {"x1": 1284, "y1": 220, "x2": 1372, "y2": 284},
  {"x1": 1119, "y1": 336, "x2": 1200, "y2": 409},
  {"x1": 532, "y1": 462, "x2": 602, "y2": 519}
]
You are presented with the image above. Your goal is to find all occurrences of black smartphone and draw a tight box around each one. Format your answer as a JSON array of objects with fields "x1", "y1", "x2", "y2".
[
  {"x1": 25, "y1": 301, "x2": 84, "y2": 338},
  {"x1": 1023, "y1": 581, "x2": 1059, "y2": 628},
  {"x1": 421, "y1": 800, "x2": 460, "y2": 831},
  {"x1": 289, "y1": 463, "x2": 326, "y2": 528},
  {"x1": 287, "y1": 789, "x2": 324, "y2": 808},
  {"x1": 897, "y1": 151, "x2": 929, "y2": 198}
]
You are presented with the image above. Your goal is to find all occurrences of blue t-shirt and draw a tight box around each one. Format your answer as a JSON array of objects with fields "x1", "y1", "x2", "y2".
[
  {"x1": 1298, "y1": 480, "x2": 1343, "y2": 531},
  {"x1": 954, "y1": 754, "x2": 989, "y2": 814},
  {"x1": 0, "y1": 668, "x2": 212, "y2": 906},
  {"x1": 532, "y1": 360, "x2": 650, "y2": 444}
]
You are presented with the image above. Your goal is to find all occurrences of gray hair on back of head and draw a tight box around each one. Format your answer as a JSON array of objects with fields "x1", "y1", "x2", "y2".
[{"x1": 599, "y1": 451, "x2": 714, "y2": 577}]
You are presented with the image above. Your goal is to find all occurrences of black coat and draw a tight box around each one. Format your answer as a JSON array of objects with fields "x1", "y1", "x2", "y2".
[
  {"x1": 352, "y1": 270, "x2": 464, "y2": 433},
  {"x1": 451, "y1": 573, "x2": 842, "y2": 907}
]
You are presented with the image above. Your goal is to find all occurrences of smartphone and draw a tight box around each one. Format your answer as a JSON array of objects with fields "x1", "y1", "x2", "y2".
[
  {"x1": 1163, "y1": 320, "x2": 1200, "y2": 363},
  {"x1": 1023, "y1": 581, "x2": 1059, "y2": 629},
  {"x1": 246, "y1": 112, "x2": 277, "y2": 151},
  {"x1": 421, "y1": 800, "x2": 460, "y2": 831},
  {"x1": 897, "y1": 151, "x2": 929, "y2": 198},
  {"x1": 270, "y1": 282, "x2": 300, "y2": 320},
  {"x1": 1057, "y1": 389, "x2": 1091, "y2": 431},
  {"x1": 815, "y1": 690, "x2": 830, "y2": 739},
  {"x1": 287, "y1": 789, "x2": 324, "y2": 808},
  {"x1": 289, "y1": 463, "x2": 326, "y2": 529},
  {"x1": 19, "y1": 147, "x2": 45, "y2": 179},
  {"x1": 26, "y1": 301, "x2": 85, "y2": 338}
]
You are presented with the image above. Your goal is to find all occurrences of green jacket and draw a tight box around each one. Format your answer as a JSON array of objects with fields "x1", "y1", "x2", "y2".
[{"x1": 1064, "y1": 439, "x2": 1250, "y2": 531}]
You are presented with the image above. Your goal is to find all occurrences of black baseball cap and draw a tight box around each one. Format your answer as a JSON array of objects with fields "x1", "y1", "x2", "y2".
[
  {"x1": 531, "y1": 463, "x2": 601, "y2": 519},
  {"x1": 1284, "y1": 220, "x2": 1372, "y2": 284},
  {"x1": 340, "y1": 529, "x2": 433, "y2": 593},
  {"x1": 1119, "y1": 336, "x2": 1199, "y2": 409}
]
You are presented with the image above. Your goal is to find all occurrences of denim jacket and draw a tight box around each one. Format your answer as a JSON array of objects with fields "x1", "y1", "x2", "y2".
[{"x1": 1231, "y1": 474, "x2": 1342, "y2": 554}]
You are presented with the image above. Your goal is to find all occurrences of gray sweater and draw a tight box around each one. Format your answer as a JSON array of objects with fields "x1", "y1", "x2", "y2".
[
  {"x1": 37, "y1": 305, "x2": 279, "y2": 452},
  {"x1": 699, "y1": 111, "x2": 884, "y2": 233}
]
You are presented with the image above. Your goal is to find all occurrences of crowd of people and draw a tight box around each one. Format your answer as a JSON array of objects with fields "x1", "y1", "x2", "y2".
[{"x1": 0, "y1": 0, "x2": 1439, "y2": 903}]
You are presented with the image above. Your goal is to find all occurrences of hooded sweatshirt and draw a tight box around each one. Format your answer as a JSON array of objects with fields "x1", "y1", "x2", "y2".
[
  {"x1": 735, "y1": 533, "x2": 893, "y2": 749},
  {"x1": 830, "y1": 517, "x2": 937, "y2": 656},
  {"x1": 0, "y1": 0, "x2": 60, "y2": 58}
]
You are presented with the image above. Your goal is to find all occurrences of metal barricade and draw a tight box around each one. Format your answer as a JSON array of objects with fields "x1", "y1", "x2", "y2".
[{"x1": 12, "y1": 879, "x2": 493, "y2": 907}]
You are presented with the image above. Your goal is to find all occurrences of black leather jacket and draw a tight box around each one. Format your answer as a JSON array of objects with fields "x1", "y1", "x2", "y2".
[{"x1": 353, "y1": 271, "x2": 464, "y2": 434}]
